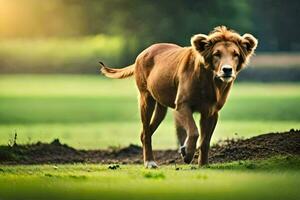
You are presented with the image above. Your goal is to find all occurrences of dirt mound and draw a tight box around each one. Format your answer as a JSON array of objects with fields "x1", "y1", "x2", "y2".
[
  {"x1": 0, "y1": 129, "x2": 299, "y2": 165},
  {"x1": 208, "y1": 129, "x2": 300, "y2": 163}
]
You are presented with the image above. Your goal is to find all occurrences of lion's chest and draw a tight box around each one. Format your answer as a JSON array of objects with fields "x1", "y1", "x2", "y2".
[{"x1": 190, "y1": 87, "x2": 226, "y2": 116}]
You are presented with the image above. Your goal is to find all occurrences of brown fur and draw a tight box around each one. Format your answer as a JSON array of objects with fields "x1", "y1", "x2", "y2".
[{"x1": 100, "y1": 26, "x2": 258, "y2": 168}]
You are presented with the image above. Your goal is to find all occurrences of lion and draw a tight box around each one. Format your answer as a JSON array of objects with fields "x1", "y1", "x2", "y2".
[{"x1": 100, "y1": 26, "x2": 258, "y2": 168}]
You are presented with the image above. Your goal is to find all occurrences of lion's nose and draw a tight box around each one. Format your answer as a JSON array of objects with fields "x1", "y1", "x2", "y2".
[{"x1": 222, "y1": 65, "x2": 233, "y2": 75}]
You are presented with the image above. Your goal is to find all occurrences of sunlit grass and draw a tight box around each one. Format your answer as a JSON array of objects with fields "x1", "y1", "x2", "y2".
[
  {"x1": 0, "y1": 75, "x2": 299, "y2": 123},
  {"x1": 0, "y1": 121, "x2": 298, "y2": 149},
  {"x1": 0, "y1": 157, "x2": 299, "y2": 200},
  {"x1": 1, "y1": 74, "x2": 299, "y2": 97},
  {"x1": 0, "y1": 75, "x2": 137, "y2": 97},
  {"x1": 0, "y1": 75, "x2": 299, "y2": 149}
]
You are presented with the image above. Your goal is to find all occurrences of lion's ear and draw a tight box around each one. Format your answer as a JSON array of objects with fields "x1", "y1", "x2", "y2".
[
  {"x1": 191, "y1": 34, "x2": 209, "y2": 52},
  {"x1": 241, "y1": 34, "x2": 258, "y2": 55}
]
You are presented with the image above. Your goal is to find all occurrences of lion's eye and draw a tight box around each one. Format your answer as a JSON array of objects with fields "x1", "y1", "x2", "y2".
[
  {"x1": 213, "y1": 52, "x2": 221, "y2": 58},
  {"x1": 233, "y1": 53, "x2": 239, "y2": 58}
]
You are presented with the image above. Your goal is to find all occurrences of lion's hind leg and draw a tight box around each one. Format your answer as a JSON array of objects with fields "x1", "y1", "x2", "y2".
[{"x1": 139, "y1": 92, "x2": 158, "y2": 168}]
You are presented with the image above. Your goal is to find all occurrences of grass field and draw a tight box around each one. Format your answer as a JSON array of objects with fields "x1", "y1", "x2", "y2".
[
  {"x1": 0, "y1": 75, "x2": 299, "y2": 200},
  {"x1": 0, "y1": 74, "x2": 299, "y2": 149},
  {"x1": 0, "y1": 156, "x2": 300, "y2": 200}
]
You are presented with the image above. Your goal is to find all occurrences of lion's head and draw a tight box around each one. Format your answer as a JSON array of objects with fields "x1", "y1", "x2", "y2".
[{"x1": 191, "y1": 26, "x2": 258, "y2": 83}]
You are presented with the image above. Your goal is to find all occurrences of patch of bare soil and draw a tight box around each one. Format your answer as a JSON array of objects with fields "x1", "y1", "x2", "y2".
[{"x1": 0, "y1": 130, "x2": 299, "y2": 165}]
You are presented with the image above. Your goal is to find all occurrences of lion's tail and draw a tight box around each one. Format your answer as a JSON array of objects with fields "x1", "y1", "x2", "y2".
[{"x1": 99, "y1": 62, "x2": 135, "y2": 79}]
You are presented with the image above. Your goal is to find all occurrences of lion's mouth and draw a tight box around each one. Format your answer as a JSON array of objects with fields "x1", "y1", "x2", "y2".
[{"x1": 216, "y1": 74, "x2": 235, "y2": 82}]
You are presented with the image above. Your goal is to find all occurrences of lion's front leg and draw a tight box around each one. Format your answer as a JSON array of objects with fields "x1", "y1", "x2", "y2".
[
  {"x1": 174, "y1": 105, "x2": 199, "y2": 164},
  {"x1": 173, "y1": 110, "x2": 187, "y2": 148},
  {"x1": 199, "y1": 113, "x2": 218, "y2": 166}
]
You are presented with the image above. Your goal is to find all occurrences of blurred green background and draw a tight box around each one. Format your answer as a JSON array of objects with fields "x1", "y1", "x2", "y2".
[
  {"x1": 0, "y1": 0, "x2": 300, "y2": 75},
  {"x1": 0, "y1": 0, "x2": 299, "y2": 149}
]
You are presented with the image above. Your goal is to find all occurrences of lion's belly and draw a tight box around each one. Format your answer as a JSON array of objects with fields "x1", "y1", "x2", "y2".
[
  {"x1": 150, "y1": 87, "x2": 177, "y2": 108},
  {"x1": 146, "y1": 70, "x2": 177, "y2": 108}
]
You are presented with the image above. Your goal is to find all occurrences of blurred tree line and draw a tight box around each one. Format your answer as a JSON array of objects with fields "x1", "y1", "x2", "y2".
[{"x1": 0, "y1": 0, "x2": 299, "y2": 71}]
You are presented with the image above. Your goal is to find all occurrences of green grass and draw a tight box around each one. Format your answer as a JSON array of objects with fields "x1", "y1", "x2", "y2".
[
  {"x1": 0, "y1": 75, "x2": 299, "y2": 200},
  {"x1": 0, "y1": 75, "x2": 299, "y2": 149},
  {"x1": 0, "y1": 156, "x2": 299, "y2": 200},
  {"x1": 0, "y1": 121, "x2": 298, "y2": 149},
  {"x1": 208, "y1": 156, "x2": 300, "y2": 170}
]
